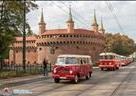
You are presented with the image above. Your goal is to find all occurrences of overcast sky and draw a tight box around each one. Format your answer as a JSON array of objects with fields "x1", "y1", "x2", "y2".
[{"x1": 27, "y1": 1, "x2": 136, "y2": 42}]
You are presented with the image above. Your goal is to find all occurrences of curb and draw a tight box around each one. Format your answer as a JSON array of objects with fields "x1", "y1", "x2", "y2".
[{"x1": 0, "y1": 76, "x2": 51, "y2": 89}]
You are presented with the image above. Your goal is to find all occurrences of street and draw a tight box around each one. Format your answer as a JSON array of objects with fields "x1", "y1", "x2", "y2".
[{"x1": 1, "y1": 62, "x2": 135, "y2": 96}]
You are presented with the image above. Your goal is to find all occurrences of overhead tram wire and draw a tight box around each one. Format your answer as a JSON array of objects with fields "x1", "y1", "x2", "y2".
[
  {"x1": 106, "y1": 2, "x2": 123, "y2": 32},
  {"x1": 108, "y1": 1, "x2": 126, "y2": 35},
  {"x1": 60, "y1": 1, "x2": 89, "y2": 23},
  {"x1": 59, "y1": 1, "x2": 89, "y2": 27},
  {"x1": 106, "y1": 1, "x2": 125, "y2": 34},
  {"x1": 50, "y1": 1, "x2": 89, "y2": 28},
  {"x1": 105, "y1": 1, "x2": 125, "y2": 34},
  {"x1": 60, "y1": 1, "x2": 90, "y2": 29}
]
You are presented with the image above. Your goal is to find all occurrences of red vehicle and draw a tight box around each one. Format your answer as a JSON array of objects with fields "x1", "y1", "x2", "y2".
[
  {"x1": 99, "y1": 52, "x2": 121, "y2": 71},
  {"x1": 120, "y1": 56, "x2": 127, "y2": 66},
  {"x1": 52, "y1": 54, "x2": 93, "y2": 83},
  {"x1": 120, "y1": 56, "x2": 133, "y2": 66}
]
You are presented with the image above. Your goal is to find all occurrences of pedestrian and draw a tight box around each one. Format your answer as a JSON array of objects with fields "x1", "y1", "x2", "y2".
[{"x1": 43, "y1": 59, "x2": 48, "y2": 77}]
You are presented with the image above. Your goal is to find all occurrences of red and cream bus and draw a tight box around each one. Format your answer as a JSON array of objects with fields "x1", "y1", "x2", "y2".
[
  {"x1": 119, "y1": 56, "x2": 133, "y2": 66},
  {"x1": 99, "y1": 52, "x2": 121, "y2": 71},
  {"x1": 119, "y1": 55, "x2": 128, "y2": 66},
  {"x1": 52, "y1": 54, "x2": 93, "y2": 83}
]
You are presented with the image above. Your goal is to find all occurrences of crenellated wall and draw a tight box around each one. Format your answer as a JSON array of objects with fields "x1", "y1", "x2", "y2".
[{"x1": 9, "y1": 29, "x2": 105, "y2": 65}]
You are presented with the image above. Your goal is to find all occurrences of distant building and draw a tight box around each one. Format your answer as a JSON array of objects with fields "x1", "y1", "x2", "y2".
[{"x1": 9, "y1": 7, "x2": 105, "y2": 65}]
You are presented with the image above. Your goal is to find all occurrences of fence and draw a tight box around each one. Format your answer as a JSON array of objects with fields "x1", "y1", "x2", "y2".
[{"x1": 1, "y1": 63, "x2": 52, "y2": 74}]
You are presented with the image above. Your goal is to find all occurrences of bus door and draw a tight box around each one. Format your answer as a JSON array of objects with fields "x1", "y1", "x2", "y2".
[{"x1": 78, "y1": 58, "x2": 84, "y2": 76}]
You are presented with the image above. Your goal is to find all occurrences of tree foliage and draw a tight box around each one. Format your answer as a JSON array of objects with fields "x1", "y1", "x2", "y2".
[
  {"x1": 105, "y1": 33, "x2": 135, "y2": 56},
  {"x1": 0, "y1": 0, "x2": 38, "y2": 58}
]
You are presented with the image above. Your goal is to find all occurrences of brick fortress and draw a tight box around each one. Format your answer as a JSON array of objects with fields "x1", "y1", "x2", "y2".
[{"x1": 9, "y1": 7, "x2": 105, "y2": 65}]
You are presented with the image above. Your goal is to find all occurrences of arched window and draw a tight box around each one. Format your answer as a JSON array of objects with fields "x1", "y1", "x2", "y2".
[{"x1": 39, "y1": 48, "x2": 42, "y2": 51}]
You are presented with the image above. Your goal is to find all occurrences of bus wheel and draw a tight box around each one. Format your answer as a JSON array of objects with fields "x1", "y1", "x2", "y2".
[
  {"x1": 54, "y1": 78, "x2": 60, "y2": 83},
  {"x1": 108, "y1": 68, "x2": 111, "y2": 71},
  {"x1": 74, "y1": 75, "x2": 79, "y2": 84},
  {"x1": 116, "y1": 67, "x2": 119, "y2": 70},
  {"x1": 112, "y1": 68, "x2": 115, "y2": 71},
  {"x1": 101, "y1": 68, "x2": 104, "y2": 71},
  {"x1": 89, "y1": 72, "x2": 92, "y2": 77},
  {"x1": 86, "y1": 73, "x2": 90, "y2": 80}
]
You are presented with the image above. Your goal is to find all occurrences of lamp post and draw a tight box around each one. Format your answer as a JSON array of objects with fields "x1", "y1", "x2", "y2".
[{"x1": 22, "y1": 0, "x2": 26, "y2": 72}]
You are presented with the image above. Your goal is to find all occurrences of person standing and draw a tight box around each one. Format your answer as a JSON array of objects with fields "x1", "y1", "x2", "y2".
[{"x1": 43, "y1": 59, "x2": 48, "y2": 77}]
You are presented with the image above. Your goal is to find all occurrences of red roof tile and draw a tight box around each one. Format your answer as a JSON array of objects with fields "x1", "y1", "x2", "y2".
[
  {"x1": 15, "y1": 36, "x2": 36, "y2": 41},
  {"x1": 41, "y1": 29, "x2": 102, "y2": 35}
]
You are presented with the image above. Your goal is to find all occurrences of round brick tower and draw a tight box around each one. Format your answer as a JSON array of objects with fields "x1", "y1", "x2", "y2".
[
  {"x1": 36, "y1": 7, "x2": 105, "y2": 65},
  {"x1": 9, "y1": 7, "x2": 105, "y2": 65}
]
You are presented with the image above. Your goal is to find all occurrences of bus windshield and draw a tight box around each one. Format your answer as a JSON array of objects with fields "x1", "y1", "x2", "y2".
[
  {"x1": 56, "y1": 57, "x2": 78, "y2": 65},
  {"x1": 100, "y1": 55, "x2": 115, "y2": 59}
]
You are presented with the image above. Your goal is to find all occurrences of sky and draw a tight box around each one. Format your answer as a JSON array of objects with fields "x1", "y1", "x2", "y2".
[{"x1": 27, "y1": 1, "x2": 136, "y2": 42}]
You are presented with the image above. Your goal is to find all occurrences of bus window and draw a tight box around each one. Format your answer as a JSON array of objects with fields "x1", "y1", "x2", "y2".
[
  {"x1": 80, "y1": 58, "x2": 83, "y2": 64},
  {"x1": 82, "y1": 58, "x2": 86, "y2": 64},
  {"x1": 65, "y1": 57, "x2": 78, "y2": 64},
  {"x1": 105, "y1": 55, "x2": 108, "y2": 59},
  {"x1": 108, "y1": 55, "x2": 113, "y2": 59},
  {"x1": 89, "y1": 59, "x2": 92, "y2": 64},
  {"x1": 100, "y1": 56, "x2": 104, "y2": 59},
  {"x1": 86, "y1": 58, "x2": 89, "y2": 64},
  {"x1": 56, "y1": 57, "x2": 65, "y2": 65}
]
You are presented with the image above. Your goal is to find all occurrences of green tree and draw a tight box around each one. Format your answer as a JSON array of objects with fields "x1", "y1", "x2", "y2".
[
  {"x1": 26, "y1": 26, "x2": 34, "y2": 36},
  {"x1": 0, "y1": 0, "x2": 38, "y2": 59},
  {"x1": 0, "y1": 1, "x2": 38, "y2": 69},
  {"x1": 105, "y1": 33, "x2": 135, "y2": 56}
]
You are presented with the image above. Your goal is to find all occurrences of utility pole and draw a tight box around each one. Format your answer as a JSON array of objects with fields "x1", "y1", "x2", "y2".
[
  {"x1": 0, "y1": 0, "x2": 4, "y2": 70},
  {"x1": 23, "y1": 0, "x2": 26, "y2": 72}
]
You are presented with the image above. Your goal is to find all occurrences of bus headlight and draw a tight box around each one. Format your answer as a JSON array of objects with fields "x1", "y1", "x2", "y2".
[
  {"x1": 109, "y1": 62, "x2": 112, "y2": 65},
  {"x1": 53, "y1": 68, "x2": 57, "y2": 73},
  {"x1": 69, "y1": 70, "x2": 73, "y2": 74}
]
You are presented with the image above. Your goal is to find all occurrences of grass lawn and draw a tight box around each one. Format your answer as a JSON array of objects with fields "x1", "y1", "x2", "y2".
[{"x1": 0, "y1": 69, "x2": 42, "y2": 79}]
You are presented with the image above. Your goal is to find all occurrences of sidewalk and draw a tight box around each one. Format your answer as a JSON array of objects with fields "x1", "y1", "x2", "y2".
[{"x1": 0, "y1": 73, "x2": 52, "y2": 89}]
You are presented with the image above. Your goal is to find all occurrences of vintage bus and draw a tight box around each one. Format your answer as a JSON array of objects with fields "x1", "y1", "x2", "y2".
[
  {"x1": 52, "y1": 54, "x2": 93, "y2": 83},
  {"x1": 119, "y1": 56, "x2": 133, "y2": 66},
  {"x1": 119, "y1": 55, "x2": 127, "y2": 66},
  {"x1": 99, "y1": 52, "x2": 121, "y2": 71}
]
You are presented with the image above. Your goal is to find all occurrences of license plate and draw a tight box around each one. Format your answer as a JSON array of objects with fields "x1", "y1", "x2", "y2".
[
  {"x1": 60, "y1": 70, "x2": 69, "y2": 73},
  {"x1": 60, "y1": 77, "x2": 66, "y2": 79}
]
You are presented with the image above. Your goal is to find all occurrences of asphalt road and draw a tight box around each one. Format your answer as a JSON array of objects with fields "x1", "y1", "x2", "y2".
[{"x1": 1, "y1": 62, "x2": 136, "y2": 96}]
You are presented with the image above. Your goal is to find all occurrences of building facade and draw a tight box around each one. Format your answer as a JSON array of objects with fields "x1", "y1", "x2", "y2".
[{"x1": 9, "y1": 7, "x2": 105, "y2": 65}]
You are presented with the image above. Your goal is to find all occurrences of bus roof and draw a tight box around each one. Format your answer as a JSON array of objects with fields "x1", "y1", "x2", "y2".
[
  {"x1": 58, "y1": 54, "x2": 91, "y2": 58},
  {"x1": 99, "y1": 52, "x2": 118, "y2": 56}
]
